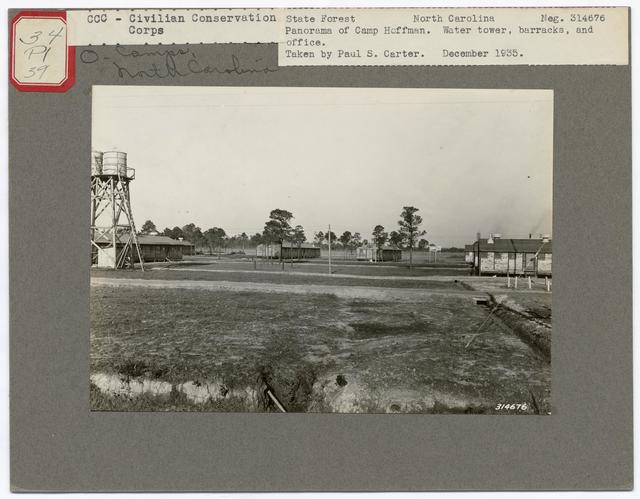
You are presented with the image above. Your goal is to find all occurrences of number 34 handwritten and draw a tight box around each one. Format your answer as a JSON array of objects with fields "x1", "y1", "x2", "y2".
[{"x1": 18, "y1": 26, "x2": 64, "y2": 80}]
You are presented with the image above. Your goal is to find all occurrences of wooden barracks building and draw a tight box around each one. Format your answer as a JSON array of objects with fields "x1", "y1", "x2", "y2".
[
  {"x1": 92, "y1": 233, "x2": 195, "y2": 265},
  {"x1": 467, "y1": 234, "x2": 552, "y2": 277}
]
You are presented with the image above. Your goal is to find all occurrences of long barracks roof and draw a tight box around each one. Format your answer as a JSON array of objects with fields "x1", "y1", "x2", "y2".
[
  {"x1": 258, "y1": 242, "x2": 318, "y2": 249},
  {"x1": 281, "y1": 242, "x2": 318, "y2": 249},
  {"x1": 359, "y1": 244, "x2": 402, "y2": 251},
  {"x1": 471, "y1": 238, "x2": 552, "y2": 254},
  {"x1": 94, "y1": 233, "x2": 194, "y2": 246},
  {"x1": 137, "y1": 235, "x2": 195, "y2": 246}
]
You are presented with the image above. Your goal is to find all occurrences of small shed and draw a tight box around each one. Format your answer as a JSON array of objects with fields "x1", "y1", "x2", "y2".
[
  {"x1": 469, "y1": 236, "x2": 552, "y2": 276},
  {"x1": 464, "y1": 244, "x2": 474, "y2": 264},
  {"x1": 356, "y1": 244, "x2": 402, "y2": 262}
]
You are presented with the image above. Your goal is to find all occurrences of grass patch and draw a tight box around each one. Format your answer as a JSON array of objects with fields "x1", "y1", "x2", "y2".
[
  {"x1": 90, "y1": 382, "x2": 254, "y2": 412},
  {"x1": 431, "y1": 400, "x2": 489, "y2": 414},
  {"x1": 92, "y1": 266, "x2": 470, "y2": 288},
  {"x1": 349, "y1": 321, "x2": 429, "y2": 339}
]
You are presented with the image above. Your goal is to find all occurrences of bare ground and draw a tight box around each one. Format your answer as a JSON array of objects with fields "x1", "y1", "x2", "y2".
[{"x1": 90, "y1": 277, "x2": 551, "y2": 414}]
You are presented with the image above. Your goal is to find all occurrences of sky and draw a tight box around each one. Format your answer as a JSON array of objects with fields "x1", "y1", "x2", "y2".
[{"x1": 92, "y1": 85, "x2": 553, "y2": 247}]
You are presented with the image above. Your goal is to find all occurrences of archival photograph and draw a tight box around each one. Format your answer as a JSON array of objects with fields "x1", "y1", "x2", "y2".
[{"x1": 90, "y1": 85, "x2": 553, "y2": 414}]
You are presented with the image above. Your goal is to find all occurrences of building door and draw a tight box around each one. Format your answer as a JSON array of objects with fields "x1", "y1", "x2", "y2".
[{"x1": 523, "y1": 253, "x2": 537, "y2": 275}]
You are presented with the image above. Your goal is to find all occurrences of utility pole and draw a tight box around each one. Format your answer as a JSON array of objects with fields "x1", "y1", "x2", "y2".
[{"x1": 328, "y1": 224, "x2": 332, "y2": 275}]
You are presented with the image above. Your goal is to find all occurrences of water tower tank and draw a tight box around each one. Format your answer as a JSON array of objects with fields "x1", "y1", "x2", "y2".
[
  {"x1": 102, "y1": 151, "x2": 128, "y2": 176},
  {"x1": 91, "y1": 150, "x2": 103, "y2": 176}
]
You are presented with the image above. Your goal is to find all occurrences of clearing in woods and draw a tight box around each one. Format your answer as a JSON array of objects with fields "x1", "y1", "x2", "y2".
[{"x1": 90, "y1": 256, "x2": 551, "y2": 414}]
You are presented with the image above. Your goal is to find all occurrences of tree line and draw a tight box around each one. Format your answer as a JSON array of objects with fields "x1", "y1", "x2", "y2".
[{"x1": 138, "y1": 205, "x2": 429, "y2": 268}]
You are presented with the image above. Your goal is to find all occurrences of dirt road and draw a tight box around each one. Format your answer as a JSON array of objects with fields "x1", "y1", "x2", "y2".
[
  {"x1": 160, "y1": 266, "x2": 468, "y2": 281},
  {"x1": 91, "y1": 276, "x2": 486, "y2": 302}
]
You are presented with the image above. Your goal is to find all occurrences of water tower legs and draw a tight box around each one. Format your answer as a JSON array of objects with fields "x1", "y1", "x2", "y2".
[{"x1": 90, "y1": 175, "x2": 144, "y2": 270}]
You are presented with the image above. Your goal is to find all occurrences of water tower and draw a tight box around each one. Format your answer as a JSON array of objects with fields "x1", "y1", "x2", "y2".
[{"x1": 90, "y1": 150, "x2": 144, "y2": 270}]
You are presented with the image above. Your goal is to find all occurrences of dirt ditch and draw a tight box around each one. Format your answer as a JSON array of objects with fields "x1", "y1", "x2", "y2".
[
  {"x1": 485, "y1": 294, "x2": 551, "y2": 360},
  {"x1": 91, "y1": 365, "x2": 330, "y2": 413},
  {"x1": 89, "y1": 369, "x2": 491, "y2": 413}
]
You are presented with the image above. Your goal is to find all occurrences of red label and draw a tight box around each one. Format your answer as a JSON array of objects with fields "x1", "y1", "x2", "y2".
[{"x1": 10, "y1": 11, "x2": 75, "y2": 92}]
